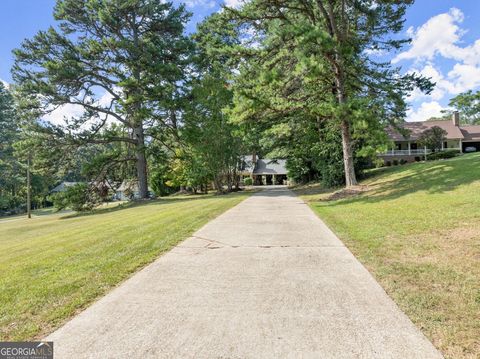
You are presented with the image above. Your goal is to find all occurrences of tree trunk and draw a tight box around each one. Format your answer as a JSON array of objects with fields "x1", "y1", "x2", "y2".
[
  {"x1": 334, "y1": 66, "x2": 358, "y2": 187},
  {"x1": 27, "y1": 154, "x2": 31, "y2": 219},
  {"x1": 341, "y1": 119, "x2": 357, "y2": 187},
  {"x1": 133, "y1": 125, "x2": 148, "y2": 198},
  {"x1": 214, "y1": 177, "x2": 223, "y2": 194},
  {"x1": 226, "y1": 171, "x2": 233, "y2": 192}
]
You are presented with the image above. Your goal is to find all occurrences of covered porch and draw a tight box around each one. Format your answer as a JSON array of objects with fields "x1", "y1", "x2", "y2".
[
  {"x1": 378, "y1": 139, "x2": 463, "y2": 164},
  {"x1": 251, "y1": 158, "x2": 288, "y2": 185},
  {"x1": 379, "y1": 139, "x2": 462, "y2": 162},
  {"x1": 252, "y1": 173, "x2": 287, "y2": 186}
]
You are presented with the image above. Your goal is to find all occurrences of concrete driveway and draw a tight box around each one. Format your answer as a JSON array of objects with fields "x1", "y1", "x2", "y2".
[{"x1": 47, "y1": 187, "x2": 442, "y2": 358}]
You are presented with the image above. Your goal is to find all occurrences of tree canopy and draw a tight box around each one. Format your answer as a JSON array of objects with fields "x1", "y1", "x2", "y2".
[
  {"x1": 1, "y1": 0, "x2": 440, "y2": 214},
  {"x1": 13, "y1": 0, "x2": 193, "y2": 198},
  {"x1": 217, "y1": 0, "x2": 432, "y2": 186},
  {"x1": 447, "y1": 90, "x2": 480, "y2": 125}
]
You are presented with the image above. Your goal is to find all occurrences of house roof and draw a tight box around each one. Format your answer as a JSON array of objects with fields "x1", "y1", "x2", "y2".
[
  {"x1": 386, "y1": 120, "x2": 464, "y2": 141},
  {"x1": 50, "y1": 181, "x2": 81, "y2": 193},
  {"x1": 239, "y1": 155, "x2": 255, "y2": 173},
  {"x1": 460, "y1": 125, "x2": 480, "y2": 141},
  {"x1": 253, "y1": 159, "x2": 287, "y2": 175}
]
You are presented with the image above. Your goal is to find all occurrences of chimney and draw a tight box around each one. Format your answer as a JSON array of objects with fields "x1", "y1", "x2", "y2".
[
  {"x1": 252, "y1": 153, "x2": 257, "y2": 163},
  {"x1": 452, "y1": 111, "x2": 460, "y2": 126}
]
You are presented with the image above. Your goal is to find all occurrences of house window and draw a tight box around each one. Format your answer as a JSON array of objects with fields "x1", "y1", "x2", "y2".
[
  {"x1": 411, "y1": 143, "x2": 418, "y2": 150},
  {"x1": 444, "y1": 141, "x2": 448, "y2": 149},
  {"x1": 396, "y1": 143, "x2": 402, "y2": 150}
]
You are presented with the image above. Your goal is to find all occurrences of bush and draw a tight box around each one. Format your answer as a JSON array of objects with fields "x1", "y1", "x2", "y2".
[
  {"x1": 52, "y1": 183, "x2": 100, "y2": 212},
  {"x1": 399, "y1": 159, "x2": 408, "y2": 165},
  {"x1": 427, "y1": 150, "x2": 460, "y2": 161},
  {"x1": 243, "y1": 177, "x2": 253, "y2": 186},
  {"x1": 393, "y1": 159, "x2": 399, "y2": 166}
]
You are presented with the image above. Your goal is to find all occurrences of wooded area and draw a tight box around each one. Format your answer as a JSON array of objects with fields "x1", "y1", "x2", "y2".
[{"x1": 4, "y1": 0, "x2": 476, "y2": 215}]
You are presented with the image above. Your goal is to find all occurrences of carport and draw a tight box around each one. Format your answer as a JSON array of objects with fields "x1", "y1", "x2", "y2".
[
  {"x1": 462, "y1": 142, "x2": 480, "y2": 152},
  {"x1": 252, "y1": 159, "x2": 288, "y2": 185},
  {"x1": 460, "y1": 125, "x2": 480, "y2": 152}
]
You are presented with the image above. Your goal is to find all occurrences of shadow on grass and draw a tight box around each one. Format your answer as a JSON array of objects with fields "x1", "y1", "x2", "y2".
[
  {"x1": 290, "y1": 184, "x2": 339, "y2": 197},
  {"x1": 59, "y1": 190, "x2": 250, "y2": 220},
  {"x1": 325, "y1": 153, "x2": 480, "y2": 206}
]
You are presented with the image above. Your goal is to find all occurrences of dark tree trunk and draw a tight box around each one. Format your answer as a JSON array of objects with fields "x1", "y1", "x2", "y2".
[
  {"x1": 226, "y1": 172, "x2": 233, "y2": 192},
  {"x1": 214, "y1": 177, "x2": 223, "y2": 194},
  {"x1": 334, "y1": 67, "x2": 358, "y2": 187},
  {"x1": 133, "y1": 125, "x2": 148, "y2": 198}
]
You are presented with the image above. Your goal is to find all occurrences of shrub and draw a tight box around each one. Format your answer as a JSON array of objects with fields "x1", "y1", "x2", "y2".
[
  {"x1": 385, "y1": 161, "x2": 391, "y2": 167},
  {"x1": 399, "y1": 159, "x2": 408, "y2": 165},
  {"x1": 393, "y1": 159, "x2": 399, "y2": 166},
  {"x1": 243, "y1": 177, "x2": 253, "y2": 186},
  {"x1": 427, "y1": 150, "x2": 460, "y2": 161}
]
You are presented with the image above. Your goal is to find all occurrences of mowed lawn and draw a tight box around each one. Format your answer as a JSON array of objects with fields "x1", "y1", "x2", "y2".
[
  {"x1": 295, "y1": 153, "x2": 480, "y2": 359},
  {"x1": 0, "y1": 192, "x2": 250, "y2": 341}
]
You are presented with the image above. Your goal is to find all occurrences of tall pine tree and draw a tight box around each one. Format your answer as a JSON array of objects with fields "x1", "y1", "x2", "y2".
[
  {"x1": 223, "y1": 0, "x2": 432, "y2": 186},
  {"x1": 13, "y1": 0, "x2": 192, "y2": 198}
]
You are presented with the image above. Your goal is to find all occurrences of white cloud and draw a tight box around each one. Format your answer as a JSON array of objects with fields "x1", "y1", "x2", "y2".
[
  {"x1": 98, "y1": 90, "x2": 115, "y2": 107},
  {"x1": 43, "y1": 88, "x2": 121, "y2": 126},
  {"x1": 185, "y1": 0, "x2": 216, "y2": 9},
  {"x1": 393, "y1": 8, "x2": 465, "y2": 64},
  {"x1": 447, "y1": 63, "x2": 480, "y2": 92},
  {"x1": 43, "y1": 103, "x2": 85, "y2": 125},
  {"x1": 224, "y1": 0, "x2": 243, "y2": 9},
  {"x1": 407, "y1": 62, "x2": 480, "y2": 105},
  {"x1": 407, "y1": 63, "x2": 455, "y2": 101},
  {"x1": 406, "y1": 101, "x2": 446, "y2": 122},
  {"x1": 453, "y1": 39, "x2": 480, "y2": 66},
  {"x1": 393, "y1": 7, "x2": 480, "y2": 69},
  {"x1": 396, "y1": 7, "x2": 480, "y2": 120}
]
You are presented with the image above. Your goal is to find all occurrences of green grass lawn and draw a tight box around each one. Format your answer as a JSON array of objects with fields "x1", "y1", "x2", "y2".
[
  {"x1": 0, "y1": 192, "x2": 250, "y2": 341},
  {"x1": 295, "y1": 153, "x2": 480, "y2": 359}
]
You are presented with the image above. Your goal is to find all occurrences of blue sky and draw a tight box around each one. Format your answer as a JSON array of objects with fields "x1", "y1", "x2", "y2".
[{"x1": 1, "y1": 0, "x2": 480, "y2": 122}]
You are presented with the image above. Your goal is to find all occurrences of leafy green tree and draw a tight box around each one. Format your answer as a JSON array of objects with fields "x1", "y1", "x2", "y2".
[
  {"x1": 447, "y1": 90, "x2": 480, "y2": 124},
  {"x1": 0, "y1": 82, "x2": 24, "y2": 212},
  {"x1": 418, "y1": 126, "x2": 447, "y2": 152},
  {"x1": 183, "y1": 74, "x2": 243, "y2": 193},
  {"x1": 12, "y1": 0, "x2": 193, "y2": 198},
  {"x1": 0, "y1": 83, "x2": 56, "y2": 213},
  {"x1": 178, "y1": 13, "x2": 245, "y2": 193},
  {"x1": 222, "y1": 0, "x2": 432, "y2": 187}
]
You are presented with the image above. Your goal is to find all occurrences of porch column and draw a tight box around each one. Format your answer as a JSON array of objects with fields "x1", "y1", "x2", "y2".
[
  {"x1": 424, "y1": 146, "x2": 427, "y2": 161},
  {"x1": 408, "y1": 141, "x2": 411, "y2": 155},
  {"x1": 459, "y1": 139, "x2": 462, "y2": 153},
  {"x1": 441, "y1": 141, "x2": 444, "y2": 151}
]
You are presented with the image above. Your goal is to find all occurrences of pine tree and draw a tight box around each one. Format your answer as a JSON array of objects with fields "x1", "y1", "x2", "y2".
[
  {"x1": 13, "y1": 0, "x2": 193, "y2": 198},
  {"x1": 223, "y1": 0, "x2": 433, "y2": 186}
]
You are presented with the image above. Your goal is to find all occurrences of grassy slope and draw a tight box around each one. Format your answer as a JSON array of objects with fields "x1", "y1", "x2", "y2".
[
  {"x1": 0, "y1": 192, "x2": 250, "y2": 341},
  {"x1": 296, "y1": 153, "x2": 480, "y2": 359}
]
